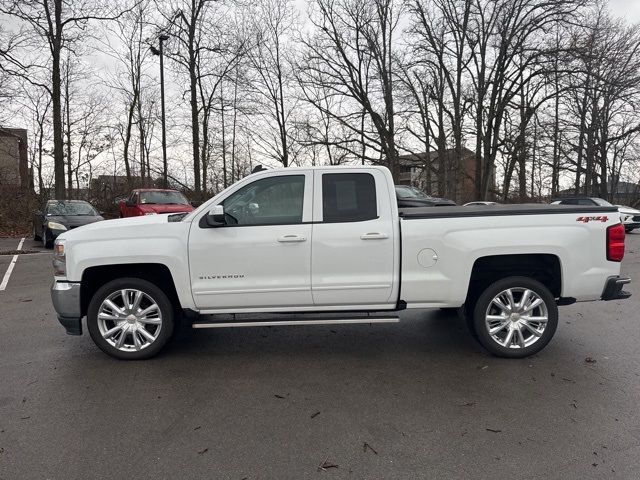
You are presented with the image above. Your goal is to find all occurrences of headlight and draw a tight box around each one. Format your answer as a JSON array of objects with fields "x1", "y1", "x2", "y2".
[
  {"x1": 52, "y1": 241, "x2": 66, "y2": 276},
  {"x1": 48, "y1": 221, "x2": 67, "y2": 231},
  {"x1": 144, "y1": 212, "x2": 157, "y2": 215}
]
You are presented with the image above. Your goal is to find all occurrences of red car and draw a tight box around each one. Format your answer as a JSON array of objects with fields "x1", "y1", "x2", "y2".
[{"x1": 119, "y1": 189, "x2": 195, "y2": 217}]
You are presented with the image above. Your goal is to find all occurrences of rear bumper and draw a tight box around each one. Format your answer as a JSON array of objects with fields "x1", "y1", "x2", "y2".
[
  {"x1": 601, "y1": 276, "x2": 632, "y2": 301},
  {"x1": 51, "y1": 281, "x2": 82, "y2": 335}
]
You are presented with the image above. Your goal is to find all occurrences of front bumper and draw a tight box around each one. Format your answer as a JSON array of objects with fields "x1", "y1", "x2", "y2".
[
  {"x1": 51, "y1": 281, "x2": 82, "y2": 335},
  {"x1": 601, "y1": 276, "x2": 632, "y2": 301}
]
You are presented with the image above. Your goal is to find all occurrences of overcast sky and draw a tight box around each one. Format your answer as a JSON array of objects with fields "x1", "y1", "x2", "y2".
[{"x1": 609, "y1": 0, "x2": 640, "y2": 22}]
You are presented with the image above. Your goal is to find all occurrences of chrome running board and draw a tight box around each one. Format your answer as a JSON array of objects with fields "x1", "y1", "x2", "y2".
[{"x1": 192, "y1": 317, "x2": 400, "y2": 329}]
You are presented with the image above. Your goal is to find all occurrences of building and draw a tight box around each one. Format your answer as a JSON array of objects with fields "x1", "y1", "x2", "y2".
[
  {"x1": 0, "y1": 128, "x2": 30, "y2": 191},
  {"x1": 398, "y1": 147, "x2": 488, "y2": 204}
]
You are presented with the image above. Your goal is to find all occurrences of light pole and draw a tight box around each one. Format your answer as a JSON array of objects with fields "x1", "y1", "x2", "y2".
[{"x1": 151, "y1": 34, "x2": 170, "y2": 188}]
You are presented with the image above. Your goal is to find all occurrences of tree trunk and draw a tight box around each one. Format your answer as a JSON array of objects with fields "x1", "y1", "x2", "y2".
[
  {"x1": 64, "y1": 68, "x2": 73, "y2": 197},
  {"x1": 52, "y1": 1, "x2": 65, "y2": 199},
  {"x1": 221, "y1": 81, "x2": 227, "y2": 188},
  {"x1": 189, "y1": 28, "x2": 200, "y2": 193}
]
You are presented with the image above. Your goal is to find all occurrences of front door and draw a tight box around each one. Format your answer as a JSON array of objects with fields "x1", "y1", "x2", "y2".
[
  {"x1": 311, "y1": 170, "x2": 396, "y2": 307},
  {"x1": 189, "y1": 171, "x2": 314, "y2": 311}
]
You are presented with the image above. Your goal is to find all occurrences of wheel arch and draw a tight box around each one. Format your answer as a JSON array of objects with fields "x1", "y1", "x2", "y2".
[
  {"x1": 80, "y1": 263, "x2": 181, "y2": 317},
  {"x1": 466, "y1": 254, "x2": 562, "y2": 307}
]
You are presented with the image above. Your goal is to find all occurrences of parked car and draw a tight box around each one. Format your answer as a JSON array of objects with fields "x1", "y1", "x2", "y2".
[
  {"x1": 463, "y1": 201, "x2": 499, "y2": 206},
  {"x1": 51, "y1": 166, "x2": 630, "y2": 360},
  {"x1": 34, "y1": 200, "x2": 104, "y2": 248},
  {"x1": 395, "y1": 185, "x2": 456, "y2": 207},
  {"x1": 550, "y1": 197, "x2": 640, "y2": 232},
  {"x1": 119, "y1": 189, "x2": 194, "y2": 217},
  {"x1": 617, "y1": 205, "x2": 640, "y2": 233},
  {"x1": 550, "y1": 197, "x2": 613, "y2": 207}
]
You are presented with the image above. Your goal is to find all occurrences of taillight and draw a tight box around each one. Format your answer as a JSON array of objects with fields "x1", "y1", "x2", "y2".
[{"x1": 607, "y1": 224, "x2": 625, "y2": 262}]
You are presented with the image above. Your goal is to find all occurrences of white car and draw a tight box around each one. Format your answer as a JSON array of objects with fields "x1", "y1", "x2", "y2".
[
  {"x1": 51, "y1": 166, "x2": 631, "y2": 360},
  {"x1": 617, "y1": 205, "x2": 640, "y2": 233},
  {"x1": 463, "y1": 201, "x2": 499, "y2": 206}
]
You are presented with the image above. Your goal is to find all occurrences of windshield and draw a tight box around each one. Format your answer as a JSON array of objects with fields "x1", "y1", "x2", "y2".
[
  {"x1": 140, "y1": 191, "x2": 189, "y2": 205},
  {"x1": 593, "y1": 198, "x2": 613, "y2": 207},
  {"x1": 46, "y1": 201, "x2": 98, "y2": 216},
  {"x1": 395, "y1": 186, "x2": 428, "y2": 199}
]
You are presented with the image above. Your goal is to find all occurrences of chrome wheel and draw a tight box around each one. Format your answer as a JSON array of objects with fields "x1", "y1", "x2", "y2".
[
  {"x1": 484, "y1": 287, "x2": 549, "y2": 349},
  {"x1": 97, "y1": 289, "x2": 163, "y2": 352}
]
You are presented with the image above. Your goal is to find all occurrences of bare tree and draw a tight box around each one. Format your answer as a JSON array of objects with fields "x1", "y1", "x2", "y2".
[
  {"x1": 245, "y1": 0, "x2": 299, "y2": 168},
  {"x1": 157, "y1": 0, "x2": 247, "y2": 195},
  {"x1": 0, "y1": 0, "x2": 129, "y2": 198},
  {"x1": 300, "y1": 0, "x2": 403, "y2": 179}
]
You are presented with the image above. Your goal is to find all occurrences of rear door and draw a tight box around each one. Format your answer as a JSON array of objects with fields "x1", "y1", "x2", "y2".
[{"x1": 311, "y1": 170, "x2": 397, "y2": 307}]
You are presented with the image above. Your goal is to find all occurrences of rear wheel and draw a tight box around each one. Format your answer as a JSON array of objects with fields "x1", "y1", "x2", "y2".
[
  {"x1": 87, "y1": 278, "x2": 174, "y2": 360},
  {"x1": 471, "y1": 276, "x2": 558, "y2": 358}
]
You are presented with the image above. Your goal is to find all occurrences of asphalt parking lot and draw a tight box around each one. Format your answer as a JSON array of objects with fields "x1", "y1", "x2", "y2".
[{"x1": 0, "y1": 233, "x2": 639, "y2": 480}]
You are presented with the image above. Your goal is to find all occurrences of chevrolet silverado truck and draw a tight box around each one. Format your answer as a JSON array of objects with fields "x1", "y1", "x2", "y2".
[{"x1": 51, "y1": 166, "x2": 631, "y2": 360}]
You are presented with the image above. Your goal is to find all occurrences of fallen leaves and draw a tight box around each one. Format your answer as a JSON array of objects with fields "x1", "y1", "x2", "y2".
[
  {"x1": 317, "y1": 458, "x2": 339, "y2": 471},
  {"x1": 363, "y1": 442, "x2": 377, "y2": 455}
]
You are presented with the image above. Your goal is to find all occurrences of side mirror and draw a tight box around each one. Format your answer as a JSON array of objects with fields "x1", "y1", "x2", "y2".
[{"x1": 206, "y1": 205, "x2": 226, "y2": 227}]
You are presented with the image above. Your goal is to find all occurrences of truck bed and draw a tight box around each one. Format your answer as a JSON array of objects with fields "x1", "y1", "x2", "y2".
[{"x1": 398, "y1": 204, "x2": 619, "y2": 220}]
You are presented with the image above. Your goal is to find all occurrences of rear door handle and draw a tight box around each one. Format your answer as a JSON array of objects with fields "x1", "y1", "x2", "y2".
[
  {"x1": 360, "y1": 232, "x2": 388, "y2": 240},
  {"x1": 277, "y1": 235, "x2": 307, "y2": 243}
]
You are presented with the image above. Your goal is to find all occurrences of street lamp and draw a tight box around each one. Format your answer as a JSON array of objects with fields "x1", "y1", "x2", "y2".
[{"x1": 151, "y1": 34, "x2": 170, "y2": 188}]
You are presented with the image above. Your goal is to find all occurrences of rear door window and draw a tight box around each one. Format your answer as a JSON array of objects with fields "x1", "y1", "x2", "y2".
[{"x1": 322, "y1": 173, "x2": 377, "y2": 223}]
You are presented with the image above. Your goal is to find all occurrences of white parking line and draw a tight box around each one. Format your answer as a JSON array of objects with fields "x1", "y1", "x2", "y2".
[
  {"x1": 0, "y1": 238, "x2": 26, "y2": 292},
  {"x1": 0, "y1": 255, "x2": 18, "y2": 291}
]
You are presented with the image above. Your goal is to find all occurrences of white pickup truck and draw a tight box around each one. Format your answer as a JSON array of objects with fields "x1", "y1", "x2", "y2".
[{"x1": 51, "y1": 166, "x2": 631, "y2": 360}]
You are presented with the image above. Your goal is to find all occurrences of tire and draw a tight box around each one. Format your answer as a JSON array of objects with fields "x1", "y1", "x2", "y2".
[
  {"x1": 87, "y1": 277, "x2": 175, "y2": 360},
  {"x1": 471, "y1": 276, "x2": 558, "y2": 358},
  {"x1": 33, "y1": 224, "x2": 41, "y2": 241},
  {"x1": 43, "y1": 228, "x2": 53, "y2": 248}
]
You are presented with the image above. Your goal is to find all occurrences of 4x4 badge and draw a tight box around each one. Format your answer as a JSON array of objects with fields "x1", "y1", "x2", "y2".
[{"x1": 576, "y1": 216, "x2": 608, "y2": 223}]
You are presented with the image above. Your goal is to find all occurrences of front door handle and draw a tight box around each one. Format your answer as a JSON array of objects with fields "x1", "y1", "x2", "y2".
[
  {"x1": 278, "y1": 234, "x2": 307, "y2": 243},
  {"x1": 360, "y1": 232, "x2": 388, "y2": 240}
]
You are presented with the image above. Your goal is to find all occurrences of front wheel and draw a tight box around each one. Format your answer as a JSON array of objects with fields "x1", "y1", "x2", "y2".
[
  {"x1": 42, "y1": 228, "x2": 53, "y2": 248},
  {"x1": 87, "y1": 278, "x2": 174, "y2": 360},
  {"x1": 471, "y1": 276, "x2": 558, "y2": 358}
]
